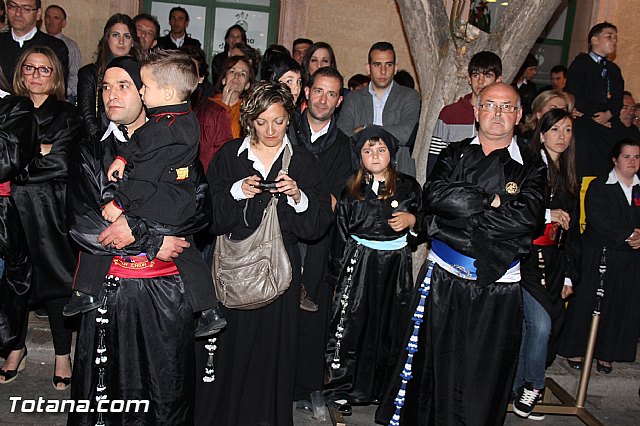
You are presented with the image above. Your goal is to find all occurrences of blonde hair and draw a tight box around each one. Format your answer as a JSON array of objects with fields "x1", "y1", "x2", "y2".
[
  {"x1": 524, "y1": 90, "x2": 574, "y2": 132},
  {"x1": 240, "y1": 81, "x2": 294, "y2": 143},
  {"x1": 12, "y1": 46, "x2": 66, "y2": 101}
]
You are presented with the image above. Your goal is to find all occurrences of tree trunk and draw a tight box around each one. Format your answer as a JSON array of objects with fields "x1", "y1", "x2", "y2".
[{"x1": 396, "y1": 0, "x2": 563, "y2": 185}]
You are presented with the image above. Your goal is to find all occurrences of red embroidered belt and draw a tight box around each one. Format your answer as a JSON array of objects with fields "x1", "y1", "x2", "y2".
[
  {"x1": 107, "y1": 255, "x2": 179, "y2": 278},
  {"x1": 0, "y1": 182, "x2": 10, "y2": 196},
  {"x1": 533, "y1": 223, "x2": 559, "y2": 247}
]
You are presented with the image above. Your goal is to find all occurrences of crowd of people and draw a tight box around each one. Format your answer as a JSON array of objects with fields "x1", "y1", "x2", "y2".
[{"x1": 0, "y1": 2, "x2": 638, "y2": 425}]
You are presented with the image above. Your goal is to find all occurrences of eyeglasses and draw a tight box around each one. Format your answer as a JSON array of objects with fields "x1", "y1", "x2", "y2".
[
  {"x1": 7, "y1": 2, "x2": 39, "y2": 13},
  {"x1": 21, "y1": 65, "x2": 53, "y2": 77},
  {"x1": 478, "y1": 102, "x2": 520, "y2": 114}
]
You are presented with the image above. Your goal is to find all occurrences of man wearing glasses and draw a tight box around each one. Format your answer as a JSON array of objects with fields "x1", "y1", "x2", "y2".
[
  {"x1": 0, "y1": 0, "x2": 68, "y2": 86},
  {"x1": 376, "y1": 83, "x2": 547, "y2": 425}
]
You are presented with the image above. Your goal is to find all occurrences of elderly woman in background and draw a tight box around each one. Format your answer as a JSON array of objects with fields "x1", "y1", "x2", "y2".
[
  {"x1": 559, "y1": 138, "x2": 640, "y2": 374},
  {"x1": 195, "y1": 81, "x2": 333, "y2": 426},
  {"x1": 0, "y1": 46, "x2": 82, "y2": 389},
  {"x1": 211, "y1": 56, "x2": 255, "y2": 139},
  {"x1": 77, "y1": 14, "x2": 141, "y2": 139}
]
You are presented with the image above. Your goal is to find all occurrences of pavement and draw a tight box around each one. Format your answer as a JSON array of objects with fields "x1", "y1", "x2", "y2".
[{"x1": 1, "y1": 313, "x2": 639, "y2": 425}]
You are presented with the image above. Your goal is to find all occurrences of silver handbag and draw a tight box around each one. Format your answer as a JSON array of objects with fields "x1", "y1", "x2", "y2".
[{"x1": 212, "y1": 149, "x2": 293, "y2": 310}]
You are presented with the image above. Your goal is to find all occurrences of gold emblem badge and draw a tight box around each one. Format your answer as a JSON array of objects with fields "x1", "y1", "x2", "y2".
[
  {"x1": 391, "y1": 200, "x2": 399, "y2": 208},
  {"x1": 176, "y1": 167, "x2": 189, "y2": 180},
  {"x1": 505, "y1": 181, "x2": 519, "y2": 194}
]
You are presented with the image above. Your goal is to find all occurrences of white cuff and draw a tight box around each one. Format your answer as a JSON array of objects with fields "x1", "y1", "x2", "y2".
[
  {"x1": 230, "y1": 179, "x2": 247, "y2": 201},
  {"x1": 545, "y1": 208, "x2": 552, "y2": 224},
  {"x1": 564, "y1": 277, "x2": 573, "y2": 287},
  {"x1": 287, "y1": 190, "x2": 309, "y2": 213}
]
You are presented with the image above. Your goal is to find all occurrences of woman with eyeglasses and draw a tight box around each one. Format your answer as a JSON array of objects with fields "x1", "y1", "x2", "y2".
[
  {"x1": 0, "y1": 46, "x2": 82, "y2": 390},
  {"x1": 77, "y1": 14, "x2": 141, "y2": 139}
]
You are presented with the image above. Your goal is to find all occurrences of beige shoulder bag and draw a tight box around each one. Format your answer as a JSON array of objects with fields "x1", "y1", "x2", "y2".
[{"x1": 212, "y1": 148, "x2": 293, "y2": 309}]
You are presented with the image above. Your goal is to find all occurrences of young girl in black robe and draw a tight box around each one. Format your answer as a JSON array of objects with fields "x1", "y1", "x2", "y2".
[{"x1": 324, "y1": 126, "x2": 421, "y2": 413}]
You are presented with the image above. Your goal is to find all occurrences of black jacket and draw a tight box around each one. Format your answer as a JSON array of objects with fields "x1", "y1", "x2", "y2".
[
  {"x1": 156, "y1": 35, "x2": 201, "y2": 50},
  {"x1": 0, "y1": 30, "x2": 69, "y2": 86},
  {"x1": 423, "y1": 137, "x2": 547, "y2": 286},
  {"x1": 77, "y1": 63, "x2": 108, "y2": 140}
]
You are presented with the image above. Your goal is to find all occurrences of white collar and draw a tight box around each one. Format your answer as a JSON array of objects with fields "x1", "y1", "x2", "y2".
[
  {"x1": 0, "y1": 89, "x2": 10, "y2": 99},
  {"x1": 606, "y1": 169, "x2": 640, "y2": 186},
  {"x1": 101, "y1": 122, "x2": 127, "y2": 143},
  {"x1": 470, "y1": 136, "x2": 523, "y2": 165},
  {"x1": 310, "y1": 119, "x2": 331, "y2": 143},
  {"x1": 12, "y1": 27, "x2": 37, "y2": 47},
  {"x1": 540, "y1": 149, "x2": 549, "y2": 166},
  {"x1": 368, "y1": 81, "x2": 394, "y2": 98},
  {"x1": 237, "y1": 134, "x2": 294, "y2": 157},
  {"x1": 172, "y1": 34, "x2": 185, "y2": 42}
]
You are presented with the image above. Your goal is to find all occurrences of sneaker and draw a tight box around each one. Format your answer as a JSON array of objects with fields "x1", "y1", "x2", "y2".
[
  {"x1": 62, "y1": 291, "x2": 102, "y2": 317},
  {"x1": 513, "y1": 383, "x2": 543, "y2": 419},
  {"x1": 528, "y1": 412, "x2": 546, "y2": 421},
  {"x1": 34, "y1": 307, "x2": 48, "y2": 319},
  {"x1": 194, "y1": 308, "x2": 227, "y2": 338}
]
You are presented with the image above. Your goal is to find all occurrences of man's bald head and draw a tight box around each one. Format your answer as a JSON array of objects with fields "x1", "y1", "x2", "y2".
[{"x1": 474, "y1": 83, "x2": 522, "y2": 147}]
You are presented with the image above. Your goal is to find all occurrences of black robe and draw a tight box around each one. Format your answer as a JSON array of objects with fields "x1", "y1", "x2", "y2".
[
  {"x1": 559, "y1": 175, "x2": 640, "y2": 362},
  {"x1": 0, "y1": 96, "x2": 36, "y2": 349},
  {"x1": 11, "y1": 96, "x2": 82, "y2": 305},
  {"x1": 376, "y1": 137, "x2": 547, "y2": 426},
  {"x1": 566, "y1": 53, "x2": 626, "y2": 178},
  {"x1": 324, "y1": 174, "x2": 422, "y2": 404},
  {"x1": 195, "y1": 138, "x2": 333, "y2": 426},
  {"x1": 67, "y1": 126, "x2": 214, "y2": 425},
  {"x1": 292, "y1": 113, "x2": 354, "y2": 400}
]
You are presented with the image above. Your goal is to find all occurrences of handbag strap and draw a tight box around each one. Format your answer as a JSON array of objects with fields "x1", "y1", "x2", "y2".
[{"x1": 241, "y1": 146, "x2": 292, "y2": 227}]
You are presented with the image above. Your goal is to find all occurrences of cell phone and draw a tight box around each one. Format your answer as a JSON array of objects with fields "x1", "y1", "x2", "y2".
[{"x1": 256, "y1": 180, "x2": 279, "y2": 190}]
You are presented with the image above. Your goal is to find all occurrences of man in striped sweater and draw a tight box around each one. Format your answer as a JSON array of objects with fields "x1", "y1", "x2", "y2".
[{"x1": 427, "y1": 51, "x2": 502, "y2": 177}]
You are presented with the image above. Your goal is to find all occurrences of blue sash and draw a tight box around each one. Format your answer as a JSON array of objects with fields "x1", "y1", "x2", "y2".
[
  {"x1": 351, "y1": 235, "x2": 407, "y2": 250},
  {"x1": 431, "y1": 239, "x2": 518, "y2": 280}
]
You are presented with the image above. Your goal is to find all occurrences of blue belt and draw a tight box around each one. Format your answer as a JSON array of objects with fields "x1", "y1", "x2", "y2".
[
  {"x1": 431, "y1": 239, "x2": 519, "y2": 280},
  {"x1": 351, "y1": 235, "x2": 407, "y2": 250}
]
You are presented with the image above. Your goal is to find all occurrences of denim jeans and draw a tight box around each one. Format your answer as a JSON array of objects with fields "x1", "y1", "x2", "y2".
[{"x1": 513, "y1": 288, "x2": 551, "y2": 390}]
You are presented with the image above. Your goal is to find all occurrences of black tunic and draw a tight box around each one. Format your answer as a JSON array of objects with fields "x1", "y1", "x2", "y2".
[
  {"x1": 566, "y1": 53, "x2": 627, "y2": 178},
  {"x1": 292, "y1": 113, "x2": 354, "y2": 400},
  {"x1": 376, "y1": 137, "x2": 547, "y2": 426},
  {"x1": 67, "y1": 126, "x2": 214, "y2": 425},
  {"x1": 559, "y1": 174, "x2": 640, "y2": 362},
  {"x1": 114, "y1": 102, "x2": 199, "y2": 226},
  {"x1": 195, "y1": 138, "x2": 333, "y2": 426},
  {"x1": 11, "y1": 96, "x2": 82, "y2": 305},
  {"x1": 324, "y1": 174, "x2": 421, "y2": 404},
  {"x1": 0, "y1": 96, "x2": 36, "y2": 348}
]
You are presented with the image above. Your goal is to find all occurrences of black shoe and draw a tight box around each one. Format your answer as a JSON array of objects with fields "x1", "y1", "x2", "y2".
[
  {"x1": 567, "y1": 359, "x2": 583, "y2": 370},
  {"x1": 63, "y1": 291, "x2": 101, "y2": 317},
  {"x1": 0, "y1": 347, "x2": 27, "y2": 385},
  {"x1": 195, "y1": 308, "x2": 227, "y2": 338},
  {"x1": 596, "y1": 361, "x2": 612, "y2": 374},
  {"x1": 328, "y1": 399, "x2": 352, "y2": 416},
  {"x1": 52, "y1": 355, "x2": 72, "y2": 391},
  {"x1": 34, "y1": 307, "x2": 48, "y2": 319},
  {"x1": 295, "y1": 399, "x2": 313, "y2": 415},
  {"x1": 513, "y1": 382, "x2": 543, "y2": 419}
]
